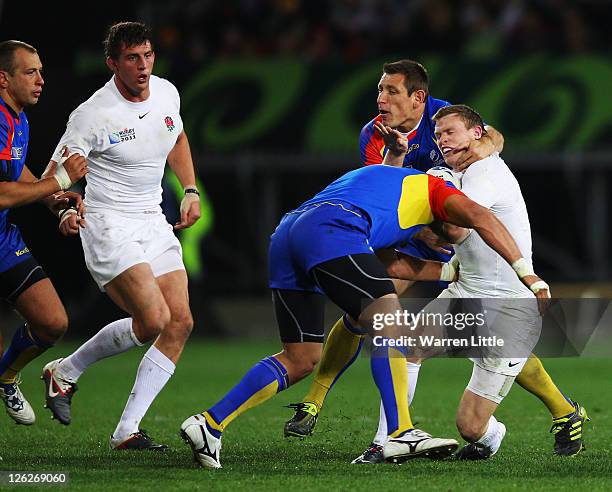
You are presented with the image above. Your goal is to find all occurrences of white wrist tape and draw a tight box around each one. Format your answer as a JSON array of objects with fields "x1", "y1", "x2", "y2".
[
  {"x1": 59, "y1": 207, "x2": 78, "y2": 227},
  {"x1": 440, "y1": 255, "x2": 459, "y2": 282},
  {"x1": 529, "y1": 280, "x2": 551, "y2": 298},
  {"x1": 53, "y1": 156, "x2": 73, "y2": 190},
  {"x1": 512, "y1": 258, "x2": 535, "y2": 279}
]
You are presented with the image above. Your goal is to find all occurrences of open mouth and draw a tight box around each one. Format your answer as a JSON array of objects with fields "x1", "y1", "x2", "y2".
[
  {"x1": 441, "y1": 146, "x2": 453, "y2": 155},
  {"x1": 137, "y1": 74, "x2": 148, "y2": 83}
]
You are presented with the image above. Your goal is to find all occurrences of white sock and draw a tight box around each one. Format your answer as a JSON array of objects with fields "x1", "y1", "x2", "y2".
[
  {"x1": 112, "y1": 345, "x2": 175, "y2": 440},
  {"x1": 407, "y1": 362, "x2": 421, "y2": 406},
  {"x1": 373, "y1": 361, "x2": 421, "y2": 446},
  {"x1": 476, "y1": 415, "x2": 505, "y2": 456},
  {"x1": 57, "y1": 318, "x2": 141, "y2": 382}
]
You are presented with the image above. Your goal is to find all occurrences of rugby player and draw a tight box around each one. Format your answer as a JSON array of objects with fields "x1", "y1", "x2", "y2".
[{"x1": 0, "y1": 40, "x2": 87, "y2": 424}]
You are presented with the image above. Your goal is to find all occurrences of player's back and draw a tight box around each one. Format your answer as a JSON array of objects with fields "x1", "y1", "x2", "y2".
[{"x1": 454, "y1": 153, "x2": 533, "y2": 297}]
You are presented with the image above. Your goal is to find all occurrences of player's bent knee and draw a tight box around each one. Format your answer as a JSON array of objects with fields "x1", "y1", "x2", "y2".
[
  {"x1": 282, "y1": 346, "x2": 321, "y2": 382},
  {"x1": 177, "y1": 310, "x2": 194, "y2": 332},
  {"x1": 139, "y1": 305, "x2": 172, "y2": 338},
  {"x1": 39, "y1": 311, "x2": 69, "y2": 341},
  {"x1": 168, "y1": 311, "x2": 194, "y2": 340},
  {"x1": 290, "y1": 361, "x2": 318, "y2": 382},
  {"x1": 456, "y1": 416, "x2": 487, "y2": 442}
]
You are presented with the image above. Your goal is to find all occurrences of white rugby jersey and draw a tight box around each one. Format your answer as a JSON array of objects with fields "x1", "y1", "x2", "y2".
[
  {"x1": 452, "y1": 153, "x2": 534, "y2": 298},
  {"x1": 52, "y1": 75, "x2": 183, "y2": 212}
]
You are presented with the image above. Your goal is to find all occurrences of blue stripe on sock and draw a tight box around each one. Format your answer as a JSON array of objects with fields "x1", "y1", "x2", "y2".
[
  {"x1": 262, "y1": 356, "x2": 289, "y2": 391},
  {"x1": 329, "y1": 336, "x2": 364, "y2": 391},
  {"x1": 342, "y1": 314, "x2": 368, "y2": 336},
  {"x1": 0, "y1": 324, "x2": 49, "y2": 377},
  {"x1": 205, "y1": 420, "x2": 222, "y2": 439},
  {"x1": 560, "y1": 390, "x2": 574, "y2": 406}
]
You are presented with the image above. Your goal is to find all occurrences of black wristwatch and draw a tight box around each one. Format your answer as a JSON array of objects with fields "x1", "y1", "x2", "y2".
[{"x1": 184, "y1": 187, "x2": 200, "y2": 196}]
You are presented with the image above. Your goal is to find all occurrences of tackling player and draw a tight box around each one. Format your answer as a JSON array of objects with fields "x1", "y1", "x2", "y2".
[
  {"x1": 0, "y1": 40, "x2": 87, "y2": 425},
  {"x1": 180, "y1": 161, "x2": 550, "y2": 468}
]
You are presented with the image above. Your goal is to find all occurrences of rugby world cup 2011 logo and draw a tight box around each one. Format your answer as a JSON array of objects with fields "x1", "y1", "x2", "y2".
[{"x1": 164, "y1": 116, "x2": 175, "y2": 132}]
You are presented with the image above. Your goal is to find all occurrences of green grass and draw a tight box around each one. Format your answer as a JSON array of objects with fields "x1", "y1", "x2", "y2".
[{"x1": 2, "y1": 340, "x2": 611, "y2": 491}]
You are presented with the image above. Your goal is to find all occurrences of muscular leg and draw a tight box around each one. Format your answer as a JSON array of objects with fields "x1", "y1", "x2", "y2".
[
  {"x1": 293, "y1": 277, "x2": 415, "y2": 419},
  {"x1": 300, "y1": 315, "x2": 365, "y2": 411},
  {"x1": 203, "y1": 342, "x2": 321, "y2": 435},
  {"x1": 0, "y1": 278, "x2": 67, "y2": 425},
  {"x1": 54, "y1": 263, "x2": 167, "y2": 383},
  {"x1": 202, "y1": 289, "x2": 325, "y2": 435},
  {"x1": 456, "y1": 389, "x2": 499, "y2": 443},
  {"x1": 150, "y1": 268, "x2": 193, "y2": 364},
  {"x1": 454, "y1": 364, "x2": 510, "y2": 459},
  {"x1": 105, "y1": 263, "x2": 171, "y2": 343},
  {"x1": 110, "y1": 267, "x2": 194, "y2": 441},
  {"x1": 0, "y1": 279, "x2": 67, "y2": 384}
]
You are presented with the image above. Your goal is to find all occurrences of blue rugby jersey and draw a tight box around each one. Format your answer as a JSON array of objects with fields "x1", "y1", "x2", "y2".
[{"x1": 0, "y1": 96, "x2": 31, "y2": 272}]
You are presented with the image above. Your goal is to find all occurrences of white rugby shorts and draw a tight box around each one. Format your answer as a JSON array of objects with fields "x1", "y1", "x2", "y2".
[
  {"x1": 80, "y1": 209, "x2": 184, "y2": 290},
  {"x1": 422, "y1": 286, "x2": 542, "y2": 403}
]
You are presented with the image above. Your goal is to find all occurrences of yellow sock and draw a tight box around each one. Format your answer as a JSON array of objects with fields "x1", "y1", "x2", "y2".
[
  {"x1": 303, "y1": 316, "x2": 364, "y2": 410},
  {"x1": 387, "y1": 348, "x2": 413, "y2": 437},
  {"x1": 515, "y1": 355, "x2": 575, "y2": 418}
]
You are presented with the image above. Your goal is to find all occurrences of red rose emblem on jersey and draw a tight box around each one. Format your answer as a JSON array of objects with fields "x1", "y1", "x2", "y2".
[{"x1": 164, "y1": 116, "x2": 175, "y2": 132}]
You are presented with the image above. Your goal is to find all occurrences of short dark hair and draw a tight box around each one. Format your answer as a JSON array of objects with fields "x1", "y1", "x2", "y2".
[
  {"x1": 382, "y1": 59, "x2": 429, "y2": 95},
  {"x1": 103, "y1": 21, "x2": 153, "y2": 60},
  {"x1": 432, "y1": 104, "x2": 485, "y2": 132},
  {"x1": 0, "y1": 40, "x2": 37, "y2": 74}
]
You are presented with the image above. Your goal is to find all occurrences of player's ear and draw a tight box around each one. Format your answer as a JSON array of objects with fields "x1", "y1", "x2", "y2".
[
  {"x1": 0, "y1": 71, "x2": 8, "y2": 89},
  {"x1": 105, "y1": 57, "x2": 117, "y2": 73},
  {"x1": 412, "y1": 89, "x2": 427, "y2": 105},
  {"x1": 472, "y1": 125, "x2": 483, "y2": 140}
]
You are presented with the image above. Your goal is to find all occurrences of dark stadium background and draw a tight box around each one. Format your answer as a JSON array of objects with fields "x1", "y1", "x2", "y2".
[{"x1": 1, "y1": 1, "x2": 611, "y2": 338}]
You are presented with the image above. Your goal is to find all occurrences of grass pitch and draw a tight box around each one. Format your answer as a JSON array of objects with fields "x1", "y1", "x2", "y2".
[{"x1": 1, "y1": 340, "x2": 611, "y2": 491}]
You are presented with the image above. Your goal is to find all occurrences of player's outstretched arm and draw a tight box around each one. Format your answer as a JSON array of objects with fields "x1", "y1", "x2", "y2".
[
  {"x1": 0, "y1": 154, "x2": 87, "y2": 211},
  {"x1": 443, "y1": 194, "x2": 521, "y2": 263},
  {"x1": 167, "y1": 130, "x2": 201, "y2": 230},
  {"x1": 385, "y1": 251, "x2": 458, "y2": 282}
]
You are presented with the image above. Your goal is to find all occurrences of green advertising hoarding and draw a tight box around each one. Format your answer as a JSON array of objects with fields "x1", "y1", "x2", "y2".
[{"x1": 178, "y1": 55, "x2": 612, "y2": 154}]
